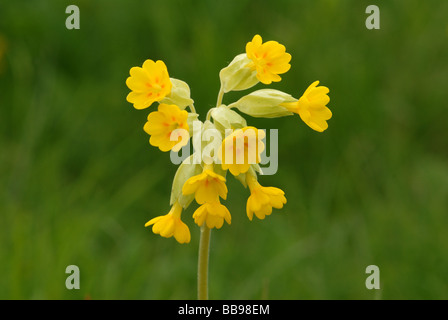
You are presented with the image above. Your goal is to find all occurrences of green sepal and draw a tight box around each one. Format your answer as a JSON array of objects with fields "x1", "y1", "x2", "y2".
[
  {"x1": 228, "y1": 89, "x2": 295, "y2": 118},
  {"x1": 170, "y1": 154, "x2": 202, "y2": 208},
  {"x1": 161, "y1": 78, "x2": 194, "y2": 109},
  {"x1": 219, "y1": 54, "x2": 259, "y2": 93}
]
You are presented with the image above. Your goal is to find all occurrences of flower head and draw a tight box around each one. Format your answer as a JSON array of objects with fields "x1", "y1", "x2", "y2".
[
  {"x1": 246, "y1": 34, "x2": 291, "y2": 85},
  {"x1": 126, "y1": 59, "x2": 172, "y2": 110},
  {"x1": 145, "y1": 202, "x2": 191, "y2": 244},
  {"x1": 282, "y1": 81, "x2": 332, "y2": 132},
  {"x1": 126, "y1": 35, "x2": 331, "y2": 250},
  {"x1": 219, "y1": 127, "x2": 265, "y2": 176},
  {"x1": 193, "y1": 201, "x2": 231, "y2": 229},
  {"x1": 246, "y1": 173, "x2": 287, "y2": 221},
  {"x1": 144, "y1": 103, "x2": 189, "y2": 152},
  {"x1": 182, "y1": 166, "x2": 227, "y2": 204}
]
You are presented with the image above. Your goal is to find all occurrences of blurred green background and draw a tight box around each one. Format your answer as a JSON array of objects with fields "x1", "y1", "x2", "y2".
[{"x1": 1, "y1": 0, "x2": 448, "y2": 299}]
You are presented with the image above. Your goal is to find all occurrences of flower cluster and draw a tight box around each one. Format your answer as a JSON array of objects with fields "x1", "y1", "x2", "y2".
[{"x1": 126, "y1": 34, "x2": 332, "y2": 243}]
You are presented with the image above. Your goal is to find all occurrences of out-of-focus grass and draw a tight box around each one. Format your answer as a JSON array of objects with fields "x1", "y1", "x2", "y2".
[{"x1": 1, "y1": 0, "x2": 448, "y2": 299}]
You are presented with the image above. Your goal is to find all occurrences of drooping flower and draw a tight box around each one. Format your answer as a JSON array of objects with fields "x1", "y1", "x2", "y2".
[
  {"x1": 219, "y1": 127, "x2": 265, "y2": 176},
  {"x1": 246, "y1": 173, "x2": 287, "y2": 221},
  {"x1": 192, "y1": 201, "x2": 231, "y2": 229},
  {"x1": 281, "y1": 81, "x2": 332, "y2": 132},
  {"x1": 246, "y1": 34, "x2": 291, "y2": 85},
  {"x1": 126, "y1": 59, "x2": 172, "y2": 110},
  {"x1": 145, "y1": 202, "x2": 191, "y2": 244},
  {"x1": 182, "y1": 165, "x2": 228, "y2": 204},
  {"x1": 144, "y1": 103, "x2": 189, "y2": 152}
]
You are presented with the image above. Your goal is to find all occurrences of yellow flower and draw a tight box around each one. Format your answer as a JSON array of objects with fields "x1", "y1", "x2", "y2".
[
  {"x1": 144, "y1": 103, "x2": 189, "y2": 152},
  {"x1": 193, "y1": 201, "x2": 231, "y2": 229},
  {"x1": 182, "y1": 166, "x2": 227, "y2": 204},
  {"x1": 145, "y1": 202, "x2": 191, "y2": 244},
  {"x1": 246, "y1": 34, "x2": 291, "y2": 85},
  {"x1": 126, "y1": 59, "x2": 172, "y2": 110},
  {"x1": 246, "y1": 173, "x2": 287, "y2": 221},
  {"x1": 281, "y1": 81, "x2": 332, "y2": 132},
  {"x1": 219, "y1": 127, "x2": 265, "y2": 176}
]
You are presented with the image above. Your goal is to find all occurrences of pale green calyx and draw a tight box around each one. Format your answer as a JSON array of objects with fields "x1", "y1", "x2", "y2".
[
  {"x1": 219, "y1": 53, "x2": 259, "y2": 93},
  {"x1": 187, "y1": 113, "x2": 199, "y2": 136},
  {"x1": 170, "y1": 155, "x2": 202, "y2": 208},
  {"x1": 211, "y1": 105, "x2": 247, "y2": 133},
  {"x1": 199, "y1": 120, "x2": 223, "y2": 165},
  {"x1": 234, "y1": 165, "x2": 262, "y2": 188},
  {"x1": 161, "y1": 78, "x2": 194, "y2": 109},
  {"x1": 228, "y1": 89, "x2": 295, "y2": 118}
]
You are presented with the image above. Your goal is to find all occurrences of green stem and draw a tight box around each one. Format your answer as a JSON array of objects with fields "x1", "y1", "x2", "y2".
[
  {"x1": 205, "y1": 86, "x2": 225, "y2": 122},
  {"x1": 206, "y1": 108, "x2": 213, "y2": 121},
  {"x1": 197, "y1": 225, "x2": 211, "y2": 300},
  {"x1": 216, "y1": 87, "x2": 224, "y2": 107},
  {"x1": 188, "y1": 104, "x2": 196, "y2": 113}
]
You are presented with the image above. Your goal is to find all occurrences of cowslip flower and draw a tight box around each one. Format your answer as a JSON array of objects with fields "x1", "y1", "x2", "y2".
[
  {"x1": 281, "y1": 81, "x2": 332, "y2": 132},
  {"x1": 182, "y1": 165, "x2": 231, "y2": 229},
  {"x1": 145, "y1": 202, "x2": 191, "y2": 244},
  {"x1": 126, "y1": 35, "x2": 332, "y2": 299},
  {"x1": 246, "y1": 34, "x2": 291, "y2": 85},
  {"x1": 144, "y1": 103, "x2": 189, "y2": 152},
  {"x1": 126, "y1": 59, "x2": 172, "y2": 110},
  {"x1": 246, "y1": 172, "x2": 287, "y2": 221},
  {"x1": 192, "y1": 201, "x2": 231, "y2": 229},
  {"x1": 219, "y1": 127, "x2": 265, "y2": 176},
  {"x1": 182, "y1": 166, "x2": 228, "y2": 204}
]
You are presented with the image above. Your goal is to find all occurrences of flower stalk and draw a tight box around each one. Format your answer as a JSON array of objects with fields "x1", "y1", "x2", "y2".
[
  {"x1": 197, "y1": 225, "x2": 211, "y2": 300},
  {"x1": 216, "y1": 87, "x2": 225, "y2": 107}
]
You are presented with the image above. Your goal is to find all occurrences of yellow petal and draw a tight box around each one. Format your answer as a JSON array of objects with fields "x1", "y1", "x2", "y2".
[
  {"x1": 129, "y1": 66, "x2": 149, "y2": 83},
  {"x1": 173, "y1": 221, "x2": 191, "y2": 244},
  {"x1": 152, "y1": 217, "x2": 167, "y2": 234},
  {"x1": 142, "y1": 59, "x2": 157, "y2": 74},
  {"x1": 126, "y1": 76, "x2": 148, "y2": 92},
  {"x1": 195, "y1": 185, "x2": 218, "y2": 204},
  {"x1": 145, "y1": 216, "x2": 163, "y2": 227},
  {"x1": 193, "y1": 205, "x2": 207, "y2": 227},
  {"x1": 254, "y1": 204, "x2": 272, "y2": 220},
  {"x1": 159, "y1": 218, "x2": 175, "y2": 237},
  {"x1": 126, "y1": 92, "x2": 154, "y2": 110}
]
